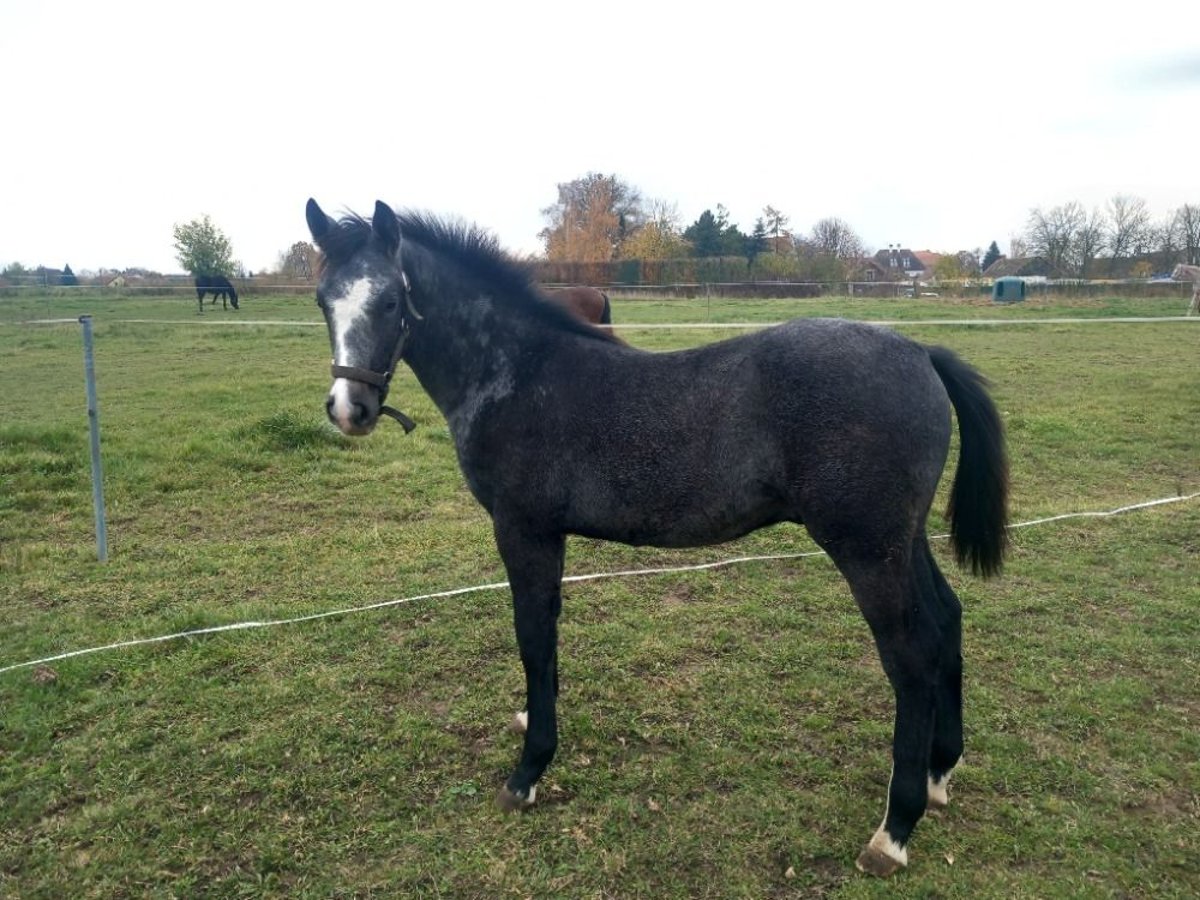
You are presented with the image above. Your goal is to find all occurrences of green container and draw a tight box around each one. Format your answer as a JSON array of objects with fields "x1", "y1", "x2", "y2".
[{"x1": 992, "y1": 276, "x2": 1026, "y2": 303}]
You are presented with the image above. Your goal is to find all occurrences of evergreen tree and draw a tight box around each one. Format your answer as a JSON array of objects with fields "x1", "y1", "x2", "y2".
[
  {"x1": 60, "y1": 264, "x2": 78, "y2": 286},
  {"x1": 981, "y1": 241, "x2": 1002, "y2": 271},
  {"x1": 683, "y1": 210, "x2": 724, "y2": 257},
  {"x1": 746, "y1": 218, "x2": 769, "y2": 269}
]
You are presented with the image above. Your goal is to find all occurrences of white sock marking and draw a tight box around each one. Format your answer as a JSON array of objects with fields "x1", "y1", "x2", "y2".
[
  {"x1": 867, "y1": 827, "x2": 908, "y2": 867},
  {"x1": 928, "y1": 774, "x2": 950, "y2": 807}
]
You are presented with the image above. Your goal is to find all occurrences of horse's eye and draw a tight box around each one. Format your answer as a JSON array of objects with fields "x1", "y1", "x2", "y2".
[{"x1": 382, "y1": 298, "x2": 399, "y2": 313}]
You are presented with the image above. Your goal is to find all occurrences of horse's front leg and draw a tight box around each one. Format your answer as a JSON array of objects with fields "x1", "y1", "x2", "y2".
[{"x1": 492, "y1": 518, "x2": 565, "y2": 812}]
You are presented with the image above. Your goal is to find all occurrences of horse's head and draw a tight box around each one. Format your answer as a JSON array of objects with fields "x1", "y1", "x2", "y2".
[{"x1": 306, "y1": 198, "x2": 414, "y2": 436}]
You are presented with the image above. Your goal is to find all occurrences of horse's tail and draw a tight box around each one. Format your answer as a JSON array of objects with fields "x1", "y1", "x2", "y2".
[
  {"x1": 927, "y1": 345, "x2": 1009, "y2": 578},
  {"x1": 599, "y1": 291, "x2": 612, "y2": 325}
]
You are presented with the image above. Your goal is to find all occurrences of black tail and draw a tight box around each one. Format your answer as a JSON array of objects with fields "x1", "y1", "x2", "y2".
[
  {"x1": 927, "y1": 346, "x2": 1009, "y2": 577},
  {"x1": 599, "y1": 291, "x2": 612, "y2": 325}
]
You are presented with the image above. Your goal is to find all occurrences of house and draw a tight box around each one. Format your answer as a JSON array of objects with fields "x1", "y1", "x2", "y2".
[
  {"x1": 847, "y1": 257, "x2": 891, "y2": 282},
  {"x1": 872, "y1": 246, "x2": 927, "y2": 278},
  {"x1": 982, "y1": 256, "x2": 1064, "y2": 280},
  {"x1": 913, "y1": 250, "x2": 942, "y2": 273}
]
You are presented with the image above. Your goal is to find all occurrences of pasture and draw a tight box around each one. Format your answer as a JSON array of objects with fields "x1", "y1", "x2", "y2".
[{"x1": 1, "y1": 291, "x2": 1197, "y2": 897}]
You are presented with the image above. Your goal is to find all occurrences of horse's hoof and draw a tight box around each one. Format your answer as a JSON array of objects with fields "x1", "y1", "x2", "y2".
[
  {"x1": 855, "y1": 833, "x2": 907, "y2": 877},
  {"x1": 510, "y1": 711, "x2": 528, "y2": 734},
  {"x1": 496, "y1": 783, "x2": 537, "y2": 812}
]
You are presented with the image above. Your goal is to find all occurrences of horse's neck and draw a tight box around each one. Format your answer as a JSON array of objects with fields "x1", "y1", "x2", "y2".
[{"x1": 404, "y1": 292, "x2": 547, "y2": 428}]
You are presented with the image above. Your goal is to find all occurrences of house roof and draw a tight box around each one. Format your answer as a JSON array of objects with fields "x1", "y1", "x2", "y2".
[
  {"x1": 872, "y1": 247, "x2": 927, "y2": 273},
  {"x1": 983, "y1": 256, "x2": 1064, "y2": 278}
]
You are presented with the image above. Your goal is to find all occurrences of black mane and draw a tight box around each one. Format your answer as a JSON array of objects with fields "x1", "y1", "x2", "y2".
[{"x1": 322, "y1": 209, "x2": 616, "y2": 343}]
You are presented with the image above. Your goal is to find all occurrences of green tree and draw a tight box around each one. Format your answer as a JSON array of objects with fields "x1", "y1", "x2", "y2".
[
  {"x1": 619, "y1": 222, "x2": 690, "y2": 260},
  {"x1": 60, "y1": 264, "x2": 78, "y2": 286},
  {"x1": 981, "y1": 241, "x2": 1002, "y2": 271},
  {"x1": 173, "y1": 214, "x2": 235, "y2": 276},
  {"x1": 933, "y1": 255, "x2": 966, "y2": 280},
  {"x1": 746, "y1": 218, "x2": 768, "y2": 269},
  {"x1": 714, "y1": 204, "x2": 747, "y2": 256},
  {"x1": 683, "y1": 210, "x2": 724, "y2": 257}
]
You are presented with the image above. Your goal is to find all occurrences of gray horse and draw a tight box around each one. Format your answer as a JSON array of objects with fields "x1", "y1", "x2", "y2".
[{"x1": 305, "y1": 199, "x2": 1009, "y2": 876}]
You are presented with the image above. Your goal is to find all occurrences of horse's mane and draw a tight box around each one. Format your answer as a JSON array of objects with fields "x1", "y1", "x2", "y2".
[{"x1": 322, "y1": 209, "x2": 617, "y2": 343}]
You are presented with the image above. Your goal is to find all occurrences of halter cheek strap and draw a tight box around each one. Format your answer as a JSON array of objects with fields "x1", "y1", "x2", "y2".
[{"x1": 329, "y1": 270, "x2": 421, "y2": 434}]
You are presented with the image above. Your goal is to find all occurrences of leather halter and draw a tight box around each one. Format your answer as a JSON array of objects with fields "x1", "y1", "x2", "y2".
[{"x1": 329, "y1": 270, "x2": 421, "y2": 433}]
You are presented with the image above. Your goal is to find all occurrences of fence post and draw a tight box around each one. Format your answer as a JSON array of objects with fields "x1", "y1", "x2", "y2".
[{"x1": 79, "y1": 315, "x2": 109, "y2": 562}]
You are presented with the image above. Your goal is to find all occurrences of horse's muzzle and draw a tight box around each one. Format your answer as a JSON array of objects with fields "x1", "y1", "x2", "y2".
[{"x1": 327, "y1": 378, "x2": 381, "y2": 435}]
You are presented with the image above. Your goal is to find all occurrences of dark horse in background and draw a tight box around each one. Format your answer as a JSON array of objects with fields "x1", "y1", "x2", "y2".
[
  {"x1": 542, "y1": 285, "x2": 612, "y2": 327},
  {"x1": 194, "y1": 274, "x2": 239, "y2": 312},
  {"x1": 305, "y1": 199, "x2": 1009, "y2": 877}
]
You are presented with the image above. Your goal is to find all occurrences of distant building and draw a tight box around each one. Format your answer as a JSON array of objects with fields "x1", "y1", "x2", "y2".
[
  {"x1": 872, "y1": 246, "x2": 927, "y2": 278},
  {"x1": 848, "y1": 257, "x2": 891, "y2": 282},
  {"x1": 982, "y1": 256, "x2": 1064, "y2": 280}
]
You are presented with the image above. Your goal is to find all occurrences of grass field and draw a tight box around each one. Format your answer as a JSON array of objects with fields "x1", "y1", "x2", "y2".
[{"x1": 1, "y1": 292, "x2": 1197, "y2": 897}]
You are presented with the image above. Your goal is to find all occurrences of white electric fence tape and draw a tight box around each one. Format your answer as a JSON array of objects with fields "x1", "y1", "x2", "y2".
[{"x1": 2, "y1": 492, "x2": 1195, "y2": 677}]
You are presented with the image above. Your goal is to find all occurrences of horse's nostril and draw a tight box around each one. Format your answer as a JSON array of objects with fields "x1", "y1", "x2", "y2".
[{"x1": 351, "y1": 402, "x2": 370, "y2": 426}]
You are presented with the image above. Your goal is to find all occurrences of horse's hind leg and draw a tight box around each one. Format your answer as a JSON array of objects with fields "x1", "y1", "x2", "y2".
[
  {"x1": 492, "y1": 520, "x2": 565, "y2": 812},
  {"x1": 822, "y1": 537, "x2": 943, "y2": 876},
  {"x1": 916, "y1": 539, "x2": 963, "y2": 809}
]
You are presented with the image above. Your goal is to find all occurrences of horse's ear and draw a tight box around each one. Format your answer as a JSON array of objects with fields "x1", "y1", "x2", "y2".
[
  {"x1": 306, "y1": 198, "x2": 334, "y2": 248},
  {"x1": 372, "y1": 200, "x2": 402, "y2": 257}
]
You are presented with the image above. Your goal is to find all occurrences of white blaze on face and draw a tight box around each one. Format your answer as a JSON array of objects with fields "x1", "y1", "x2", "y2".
[{"x1": 328, "y1": 277, "x2": 376, "y2": 429}]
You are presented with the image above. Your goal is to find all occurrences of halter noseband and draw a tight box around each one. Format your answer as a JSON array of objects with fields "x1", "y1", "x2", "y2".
[{"x1": 329, "y1": 269, "x2": 422, "y2": 433}]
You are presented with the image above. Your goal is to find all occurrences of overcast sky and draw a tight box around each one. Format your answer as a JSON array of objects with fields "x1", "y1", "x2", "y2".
[{"x1": 2, "y1": 1, "x2": 1197, "y2": 274}]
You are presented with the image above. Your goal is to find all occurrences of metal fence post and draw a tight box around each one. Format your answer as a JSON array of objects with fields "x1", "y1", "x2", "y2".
[{"x1": 79, "y1": 315, "x2": 108, "y2": 562}]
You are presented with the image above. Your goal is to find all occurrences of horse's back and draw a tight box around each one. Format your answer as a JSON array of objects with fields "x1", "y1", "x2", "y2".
[{"x1": 494, "y1": 318, "x2": 951, "y2": 546}]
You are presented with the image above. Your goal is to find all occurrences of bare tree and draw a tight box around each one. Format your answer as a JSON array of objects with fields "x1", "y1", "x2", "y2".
[
  {"x1": 1025, "y1": 202, "x2": 1085, "y2": 273},
  {"x1": 644, "y1": 198, "x2": 681, "y2": 233},
  {"x1": 277, "y1": 241, "x2": 318, "y2": 279},
  {"x1": 1105, "y1": 194, "x2": 1152, "y2": 271},
  {"x1": 809, "y1": 216, "x2": 865, "y2": 259},
  {"x1": 1175, "y1": 203, "x2": 1200, "y2": 265},
  {"x1": 1073, "y1": 206, "x2": 1107, "y2": 277}
]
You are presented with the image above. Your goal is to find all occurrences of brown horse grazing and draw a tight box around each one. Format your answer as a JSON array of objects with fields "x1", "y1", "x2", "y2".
[{"x1": 542, "y1": 286, "x2": 612, "y2": 327}]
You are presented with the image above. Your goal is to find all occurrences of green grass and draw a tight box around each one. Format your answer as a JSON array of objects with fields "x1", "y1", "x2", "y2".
[{"x1": 1, "y1": 293, "x2": 1198, "y2": 897}]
